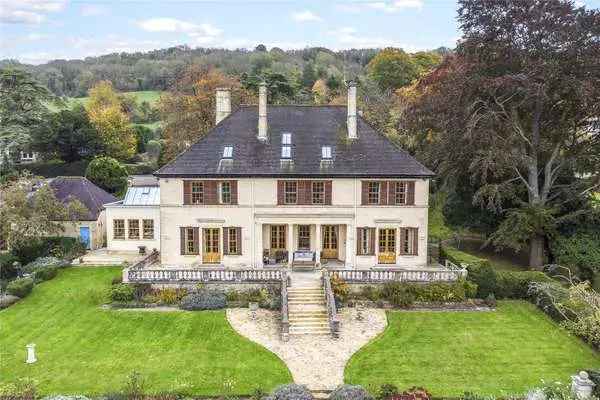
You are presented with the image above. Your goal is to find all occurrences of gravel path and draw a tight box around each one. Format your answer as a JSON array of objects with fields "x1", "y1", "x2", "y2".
[{"x1": 227, "y1": 307, "x2": 387, "y2": 391}]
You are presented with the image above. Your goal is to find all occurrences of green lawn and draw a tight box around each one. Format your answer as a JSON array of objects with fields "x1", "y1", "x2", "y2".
[
  {"x1": 345, "y1": 302, "x2": 599, "y2": 397},
  {"x1": 47, "y1": 90, "x2": 163, "y2": 112},
  {"x1": 0, "y1": 267, "x2": 291, "y2": 396}
]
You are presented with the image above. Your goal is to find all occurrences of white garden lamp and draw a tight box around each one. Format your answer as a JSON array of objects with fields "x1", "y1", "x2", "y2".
[
  {"x1": 572, "y1": 371, "x2": 595, "y2": 399},
  {"x1": 26, "y1": 343, "x2": 37, "y2": 364}
]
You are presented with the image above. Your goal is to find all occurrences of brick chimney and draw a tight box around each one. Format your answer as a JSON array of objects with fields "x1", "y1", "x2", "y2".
[
  {"x1": 347, "y1": 81, "x2": 357, "y2": 139},
  {"x1": 258, "y1": 82, "x2": 268, "y2": 141},
  {"x1": 215, "y1": 87, "x2": 231, "y2": 125}
]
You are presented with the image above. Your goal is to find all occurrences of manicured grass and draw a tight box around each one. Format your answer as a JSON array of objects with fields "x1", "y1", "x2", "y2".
[
  {"x1": 0, "y1": 267, "x2": 291, "y2": 396},
  {"x1": 345, "y1": 301, "x2": 599, "y2": 397}
]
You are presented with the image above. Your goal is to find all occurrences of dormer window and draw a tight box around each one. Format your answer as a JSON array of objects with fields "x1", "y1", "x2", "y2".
[
  {"x1": 222, "y1": 145, "x2": 233, "y2": 159},
  {"x1": 322, "y1": 146, "x2": 332, "y2": 159},
  {"x1": 281, "y1": 145, "x2": 291, "y2": 159},
  {"x1": 282, "y1": 133, "x2": 292, "y2": 145}
]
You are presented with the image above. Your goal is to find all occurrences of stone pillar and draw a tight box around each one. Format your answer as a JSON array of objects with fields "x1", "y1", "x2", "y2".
[
  {"x1": 26, "y1": 344, "x2": 36, "y2": 364},
  {"x1": 345, "y1": 223, "x2": 354, "y2": 268},
  {"x1": 287, "y1": 224, "x2": 294, "y2": 266},
  {"x1": 315, "y1": 224, "x2": 321, "y2": 266},
  {"x1": 255, "y1": 222, "x2": 263, "y2": 267}
]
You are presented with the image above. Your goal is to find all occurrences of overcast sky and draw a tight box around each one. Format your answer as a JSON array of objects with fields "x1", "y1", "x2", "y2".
[{"x1": 1, "y1": 0, "x2": 599, "y2": 65}]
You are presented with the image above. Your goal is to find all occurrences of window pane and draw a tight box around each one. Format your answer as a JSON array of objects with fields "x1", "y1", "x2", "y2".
[
  {"x1": 282, "y1": 133, "x2": 292, "y2": 144},
  {"x1": 284, "y1": 181, "x2": 297, "y2": 204},
  {"x1": 128, "y1": 220, "x2": 139, "y2": 239},
  {"x1": 143, "y1": 220, "x2": 154, "y2": 239},
  {"x1": 322, "y1": 146, "x2": 332, "y2": 159},
  {"x1": 395, "y1": 182, "x2": 406, "y2": 204},
  {"x1": 312, "y1": 181, "x2": 324, "y2": 204},
  {"x1": 368, "y1": 182, "x2": 380, "y2": 204},
  {"x1": 281, "y1": 146, "x2": 291, "y2": 158},
  {"x1": 222, "y1": 146, "x2": 233, "y2": 158},
  {"x1": 114, "y1": 220, "x2": 125, "y2": 239},
  {"x1": 221, "y1": 182, "x2": 231, "y2": 203},
  {"x1": 191, "y1": 182, "x2": 204, "y2": 204}
]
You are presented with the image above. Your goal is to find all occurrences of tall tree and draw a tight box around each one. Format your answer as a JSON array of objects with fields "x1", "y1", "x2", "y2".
[
  {"x1": 404, "y1": 0, "x2": 600, "y2": 267},
  {"x1": 367, "y1": 48, "x2": 419, "y2": 91},
  {"x1": 85, "y1": 81, "x2": 136, "y2": 161},
  {"x1": 31, "y1": 104, "x2": 104, "y2": 162},
  {"x1": 0, "y1": 69, "x2": 55, "y2": 161},
  {"x1": 159, "y1": 66, "x2": 253, "y2": 161}
]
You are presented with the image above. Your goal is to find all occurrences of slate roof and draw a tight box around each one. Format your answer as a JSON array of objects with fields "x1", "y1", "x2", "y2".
[
  {"x1": 156, "y1": 105, "x2": 434, "y2": 178},
  {"x1": 48, "y1": 176, "x2": 117, "y2": 221}
]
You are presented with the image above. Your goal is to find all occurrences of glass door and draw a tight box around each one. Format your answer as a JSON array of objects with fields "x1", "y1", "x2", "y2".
[
  {"x1": 298, "y1": 225, "x2": 311, "y2": 250},
  {"x1": 202, "y1": 228, "x2": 220, "y2": 263},
  {"x1": 378, "y1": 228, "x2": 397, "y2": 264},
  {"x1": 322, "y1": 225, "x2": 338, "y2": 259}
]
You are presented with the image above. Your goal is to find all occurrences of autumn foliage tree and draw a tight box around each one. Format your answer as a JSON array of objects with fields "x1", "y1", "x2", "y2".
[
  {"x1": 159, "y1": 66, "x2": 254, "y2": 161},
  {"x1": 86, "y1": 81, "x2": 136, "y2": 161},
  {"x1": 404, "y1": 0, "x2": 600, "y2": 268}
]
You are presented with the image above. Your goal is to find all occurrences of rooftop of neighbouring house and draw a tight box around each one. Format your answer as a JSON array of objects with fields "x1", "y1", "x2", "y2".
[
  {"x1": 155, "y1": 105, "x2": 435, "y2": 178},
  {"x1": 48, "y1": 176, "x2": 117, "y2": 221}
]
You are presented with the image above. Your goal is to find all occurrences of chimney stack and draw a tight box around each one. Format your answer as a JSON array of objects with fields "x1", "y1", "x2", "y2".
[
  {"x1": 215, "y1": 88, "x2": 231, "y2": 125},
  {"x1": 258, "y1": 82, "x2": 268, "y2": 140},
  {"x1": 347, "y1": 81, "x2": 357, "y2": 139}
]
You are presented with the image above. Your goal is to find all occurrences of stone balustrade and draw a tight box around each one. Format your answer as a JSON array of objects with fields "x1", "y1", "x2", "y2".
[
  {"x1": 328, "y1": 265, "x2": 467, "y2": 284},
  {"x1": 126, "y1": 267, "x2": 284, "y2": 283}
]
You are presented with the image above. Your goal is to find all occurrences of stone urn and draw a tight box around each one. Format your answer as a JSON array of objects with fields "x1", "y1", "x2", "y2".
[
  {"x1": 249, "y1": 302, "x2": 259, "y2": 320},
  {"x1": 572, "y1": 371, "x2": 596, "y2": 399}
]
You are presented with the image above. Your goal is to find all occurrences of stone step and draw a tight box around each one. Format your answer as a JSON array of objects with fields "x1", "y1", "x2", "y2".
[
  {"x1": 289, "y1": 317, "x2": 329, "y2": 323},
  {"x1": 288, "y1": 295, "x2": 324, "y2": 301},
  {"x1": 288, "y1": 301, "x2": 326, "y2": 306},
  {"x1": 288, "y1": 310, "x2": 328, "y2": 316},
  {"x1": 289, "y1": 314, "x2": 329, "y2": 320},
  {"x1": 290, "y1": 322, "x2": 329, "y2": 329},
  {"x1": 289, "y1": 327, "x2": 331, "y2": 335},
  {"x1": 288, "y1": 289, "x2": 323, "y2": 294}
]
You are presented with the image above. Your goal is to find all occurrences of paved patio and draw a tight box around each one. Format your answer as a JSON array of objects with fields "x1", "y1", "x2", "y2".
[{"x1": 72, "y1": 248, "x2": 146, "y2": 266}]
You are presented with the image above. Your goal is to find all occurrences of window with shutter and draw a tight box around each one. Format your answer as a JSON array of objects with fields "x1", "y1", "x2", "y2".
[
  {"x1": 400, "y1": 228, "x2": 418, "y2": 255},
  {"x1": 312, "y1": 181, "x2": 325, "y2": 204},
  {"x1": 367, "y1": 182, "x2": 380, "y2": 204},
  {"x1": 284, "y1": 181, "x2": 297, "y2": 204}
]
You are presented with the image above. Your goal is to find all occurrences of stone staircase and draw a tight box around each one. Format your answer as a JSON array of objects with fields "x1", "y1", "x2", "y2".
[{"x1": 287, "y1": 286, "x2": 330, "y2": 336}]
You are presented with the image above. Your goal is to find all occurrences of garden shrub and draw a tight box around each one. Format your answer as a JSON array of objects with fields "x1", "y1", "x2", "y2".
[
  {"x1": 85, "y1": 156, "x2": 128, "y2": 194},
  {"x1": 180, "y1": 289, "x2": 226, "y2": 311},
  {"x1": 0, "y1": 253, "x2": 20, "y2": 280},
  {"x1": 12, "y1": 237, "x2": 85, "y2": 265},
  {"x1": 23, "y1": 257, "x2": 66, "y2": 274},
  {"x1": 376, "y1": 384, "x2": 399, "y2": 400},
  {"x1": 266, "y1": 384, "x2": 314, "y2": 400},
  {"x1": 382, "y1": 283, "x2": 415, "y2": 308},
  {"x1": 586, "y1": 370, "x2": 600, "y2": 398},
  {"x1": 331, "y1": 275, "x2": 350, "y2": 303},
  {"x1": 329, "y1": 384, "x2": 373, "y2": 400},
  {"x1": 392, "y1": 387, "x2": 431, "y2": 400},
  {"x1": 443, "y1": 246, "x2": 552, "y2": 299},
  {"x1": 551, "y1": 231, "x2": 600, "y2": 280},
  {"x1": 131, "y1": 283, "x2": 152, "y2": 300},
  {"x1": 156, "y1": 288, "x2": 187, "y2": 305},
  {"x1": 112, "y1": 276, "x2": 123, "y2": 285},
  {"x1": 6, "y1": 278, "x2": 34, "y2": 298},
  {"x1": 111, "y1": 284, "x2": 135, "y2": 302},
  {"x1": 0, "y1": 378, "x2": 37, "y2": 400},
  {"x1": 360, "y1": 285, "x2": 382, "y2": 302},
  {"x1": 32, "y1": 266, "x2": 58, "y2": 282}
]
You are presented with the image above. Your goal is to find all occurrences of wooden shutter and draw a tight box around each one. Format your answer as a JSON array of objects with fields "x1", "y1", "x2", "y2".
[
  {"x1": 205, "y1": 181, "x2": 218, "y2": 204},
  {"x1": 180, "y1": 227, "x2": 186, "y2": 255},
  {"x1": 236, "y1": 227, "x2": 242, "y2": 255},
  {"x1": 325, "y1": 181, "x2": 332, "y2": 205},
  {"x1": 193, "y1": 227, "x2": 200, "y2": 254},
  {"x1": 183, "y1": 181, "x2": 191, "y2": 205},
  {"x1": 369, "y1": 228, "x2": 376, "y2": 255},
  {"x1": 297, "y1": 181, "x2": 307, "y2": 205},
  {"x1": 399, "y1": 228, "x2": 406, "y2": 255},
  {"x1": 277, "y1": 181, "x2": 284, "y2": 205},
  {"x1": 230, "y1": 181, "x2": 238, "y2": 205},
  {"x1": 223, "y1": 227, "x2": 229, "y2": 255},
  {"x1": 407, "y1": 181, "x2": 415, "y2": 205},
  {"x1": 361, "y1": 181, "x2": 368, "y2": 205},
  {"x1": 412, "y1": 228, "x2": 419, "y2": 256},
  {"x1": 388, "y1": 181, "x2": 396, "y2": 205},
  {"x1": 380, "y1": 181, "x2": 388, "y2": 205},
  {"x1": 356, "y1": 228, "x2": 362, "y2": 255}
]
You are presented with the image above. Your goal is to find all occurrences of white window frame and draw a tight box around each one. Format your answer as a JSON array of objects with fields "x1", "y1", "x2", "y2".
[
  {"x1": 220, "y1": 181, "x2": 231, "y2": 204},
  {"x1": 222, "y1": 145, "x2": 233, "y2": 159},
  {"x1": 281, "y1": 145, "x2": 291, "y2": 159},
  {"x1": 282, "y1": 133, "x2": 292, "y2": 144},
  {"x1": 322, "y1": 146, "x2": 332, "y2": 159}
]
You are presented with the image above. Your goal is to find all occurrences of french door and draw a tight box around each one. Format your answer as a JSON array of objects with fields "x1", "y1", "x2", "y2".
[
  {"x1": 202, "y1": 228, "x2": 220, "y2": 263},
  {"x1": 298, "y1": 225, "x2": 311, "y2": 250},
  {"x1": 322, "y1": 225, "x2": 338, "y2": 259},
  {"x1": 378, "y1": 228, "x2": 396, "y2": 264},
  {"x1": 270, "y1": 225, "x2": 286, "y2": 250}
]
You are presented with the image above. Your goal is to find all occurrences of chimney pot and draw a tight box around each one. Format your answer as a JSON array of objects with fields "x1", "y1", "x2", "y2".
[
  {"x1": 258, "y1": 82, "x2": 268, "y2": 140},
  {"x1": 215, "y1": 87, "x2": 231, "y2": 125},
  {"x1": 347, "y1": 81, "x2": 358, "y2": 139}
]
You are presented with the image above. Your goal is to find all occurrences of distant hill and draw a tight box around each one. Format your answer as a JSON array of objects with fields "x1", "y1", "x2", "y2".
[{"x1": 0, "y1": 45, "x2": 450, "y2": 98}]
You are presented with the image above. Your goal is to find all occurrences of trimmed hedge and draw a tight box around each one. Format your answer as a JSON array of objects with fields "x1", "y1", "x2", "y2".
[
  {"x1": 32, "y1": 266, "x2": 58, "y2": 282},
  {"x1": 442, "y1": 246, "x2": 552, "y2": 299},
  {"x1": 180, "y1": 290, "x2": 227, "y2": 311},
  {"x1": 6, "y1": 277, "x2": 34, "y2": 298}
]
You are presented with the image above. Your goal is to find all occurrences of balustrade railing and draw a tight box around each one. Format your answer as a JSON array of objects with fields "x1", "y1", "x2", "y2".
[
  {"x1": 127, "y1": 267, "x2": 284, "y2": 283},
  {"x1": 329, "y1": 266, "x2": 467, "y2": 284},
  {"x1": 322, "y1": 270, "x2": 340, "y2": 338},
  {"x1": 280, "y1": 270, "x2": 290, "y2": 342}
]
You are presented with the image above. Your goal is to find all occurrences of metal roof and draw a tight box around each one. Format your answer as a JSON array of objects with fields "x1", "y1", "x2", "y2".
[{"x1": 122, "y1": 186, "x2": 160, "y2": 206}]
